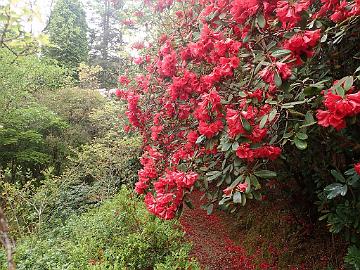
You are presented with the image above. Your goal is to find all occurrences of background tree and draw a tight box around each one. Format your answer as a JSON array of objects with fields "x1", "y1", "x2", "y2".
[
  {"x1": 85, "y1": 0, "x2": 125, "y2": 88},
  {"x1": 44, "y1": 0, "x2": 89, "y2": 71}
]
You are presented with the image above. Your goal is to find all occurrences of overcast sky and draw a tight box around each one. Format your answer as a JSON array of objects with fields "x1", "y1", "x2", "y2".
[{"x1": 29, "y1": 0, "x2": 145, "y2": 42}]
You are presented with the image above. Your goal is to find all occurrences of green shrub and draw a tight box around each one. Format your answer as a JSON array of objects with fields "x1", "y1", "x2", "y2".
[
  {"x1": 1, "y1": 137, "x2": 141, "y2": 237},
  {"x1": 52, "y1": 136, "x2": 141, "y2": 221},
  {"x1": 1, "y1": 188, "x2": 199, "y2": 270},
  {"x1": 345, "y1": 245, "x2": 360, "y2": 270}
]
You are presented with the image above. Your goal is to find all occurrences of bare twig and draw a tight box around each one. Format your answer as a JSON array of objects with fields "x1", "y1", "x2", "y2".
[{"x1": 0, "y1": 207, "x2": 16, "y2": 270}]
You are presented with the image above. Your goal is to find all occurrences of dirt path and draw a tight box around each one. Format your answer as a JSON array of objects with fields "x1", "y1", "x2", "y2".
[
  {"x1": 179, "y1": 190, "x2": 345, "y2": 270},
  {"x1": 179, "y1": 191, "x2": 269, "y2": 270}
]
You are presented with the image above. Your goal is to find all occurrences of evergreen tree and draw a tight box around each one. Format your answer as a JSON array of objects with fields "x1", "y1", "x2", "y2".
[
  {"x1": 45, "y1": 0, "x2": 89, "y2": 70},
  {"x1": 85, "y1": 0, "x2": 125, "y2": 88}
]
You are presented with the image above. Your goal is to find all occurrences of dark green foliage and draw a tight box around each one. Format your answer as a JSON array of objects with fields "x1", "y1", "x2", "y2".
[
  {"x1": 345, "y1": 245, "x2": 360, "y2": 270},
  {"x1": 44, "y1": 0, "x2": 89, "y2": 70},
  {"x1": 0, "y1": 188, "x2": 199, "y2": 270},
  {"x1": 0, "y1": 98, "x2": 75, "y2": 181}
]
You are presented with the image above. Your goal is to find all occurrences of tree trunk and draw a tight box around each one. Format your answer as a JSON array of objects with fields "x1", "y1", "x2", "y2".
[
  {"x1": 101, "y1": 0, "x2": 110, "y2": 61},
  {"x1": 0, "y1": 207, "x2": 16, "y2": 270}
]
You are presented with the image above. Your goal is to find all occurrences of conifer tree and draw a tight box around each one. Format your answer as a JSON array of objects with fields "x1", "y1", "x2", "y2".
[{"x1": 45, "y1": 0, "x2": 89, "y2": 70}]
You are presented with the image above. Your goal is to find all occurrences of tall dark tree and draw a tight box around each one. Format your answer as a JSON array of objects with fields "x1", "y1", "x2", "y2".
[
  {"x1": 45, "y1": 0, "x2": 89, "y2": 70},
  {"x1": 85, "y1": 0, "x2": 125, "y2": 88}
]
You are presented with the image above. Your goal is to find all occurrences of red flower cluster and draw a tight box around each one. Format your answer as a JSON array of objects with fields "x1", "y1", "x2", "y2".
[
  {"x1": 230, "y1": 0, "x2": 259, "y2": 24},
  {"x1": 317, "y1": 86, "x2": 360, "y2": 130},
  {"x1": 144, "y1": 170, "x2": 198, "y2": 219},
  {"x1": 117, "y1": 0, "x2": 360, "y2": 220},
  {"x1": 157, "y1": 41, "x2": 177, "y2": 77},
  {"x1": 316, "y1": 0, "x2": 360, "y2": 22},
  {"x1": 236, "y1": 143, "x2": 281, "y2": 162},
  {"x1": 284, "y1": 30, "x2": 321, "y2": 65},
  {"x1": 259, "y1": 62, "x2": 292, "y2": 84},
  {"x1": 276, "y1": 0, "x2": 311, "y2": 29}
]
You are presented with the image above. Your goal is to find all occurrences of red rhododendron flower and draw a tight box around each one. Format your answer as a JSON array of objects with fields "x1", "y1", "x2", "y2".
[
  {"x1": 223, "y1": 187, "x2": 232, "y2": 196},
  {"x1": 355, "y1": 162, "x2": 360, "y2": 176},
  {"x1": 284, "y1": 30, "x2": 321, "y2": 65},
  {"x1": 276, "y1": 0, "x2": 311, "y2": 29},
  {"x1": 236, "y1": 182, "x2": 248, "y2": 192},
  {"x1": 230, "y1": 0, "x2": 259, "y2": 24},
  {"x1": 315, "y1": 0, "x2": 360, "y2": 22},
  {"x1": 276, "y1": 62, "x2": 292, "y2": 80},
  {"x1": 118, "y1": 75, "x2": 131, "y2": 85},
  {"x1": 236, "y1": 143, "x2": 255, "y2": 161},
  {"x1": 317, "y1": 86, "x2": 360, "y2": 130},
  {"x1": 260, "y1": 62, "x2": 292, "y2": 84},
  {"x1": 133, "y1": 57, "x2": 144, "y2": 65},
  {"x1": 226, "y1": 108, "x2": 245, "y2": 138},
  {"x1": 120, "y1": 0, "x2": 339, "y2": 220},
  {"x1": 316, "y1": 110, "x2": 346, "y2": 130},
  {"x1": 198, "y1": 120, "x2": 224, "y2": 138}
]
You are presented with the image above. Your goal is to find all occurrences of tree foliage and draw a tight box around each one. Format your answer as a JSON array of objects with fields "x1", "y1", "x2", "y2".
[
  {"x1": 85, "y1": 0, "x2": 125, "y2": 87},
  {"x1": 0, "y1": 0, "x2": 48, "y2": 56},
  {"x1": 44, "y1": 0, "x2": 89, "y2": 70}
]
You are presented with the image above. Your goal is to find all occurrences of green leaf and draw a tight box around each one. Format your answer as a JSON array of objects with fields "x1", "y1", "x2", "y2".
[
  {"x1": 274, "y1": 72, "x2": 282, "y2": 87},
  {"x1": 331, "y1": 170, "x2": 346, "y2": 183},
  {"x1": 304, "y1": 86, "x2": 321, "y2": 96},
  {"x1": 245, "y1": 176, "x2": 251, "y2": 193},
  {"x1": 241, "y1": 193, "x2": 247, "y2": 206},
  {"x1": 232, "y1": 141, "x2": 239, "y2": 151},
  {"x1": 281, "y1": 100, "x2": 308, "y2": 109},
  {"x1": 257, "y1": 14, "x2": 266, "y2": 28},
  {"x1": 324, "y1": 183, "x2": 348, "y2": 199},
  {"x1": 283, "y1": 131, "x2": 294, "y2": 139},
  {"x1": 229, "y1": 175, "x2": 242, "y2": 189},
  {"x1": 207, "y1": 204, "x2": 214, "y2": 215},
  {"x1": 259, "y1": 114, "x2": 268, "y2": 129},
  {"x1": 296, "y1": 132, "x2": 308, "y2": 140},
  {"x1": 241, "y1": 117, "x2": 252, "y2": 132},
  {"x1": 225, "y1": 175, "x2": 232, "y2": 184},
  {"x1": 233, "y1": 192, "x2": 242, "y2": 204},
  {"x1": 344, "y1": 76, "x2": 354, "y2": 91},
  {"x1": 196, "y1": 135, "x2": 205, "y2": 144},
  {"x1": 335, "y1": 85, "x2": 345, "y2": 97},
  {"x1": 268, "y1": 108, "x2": 277, "y2": 122},
  {"x1": 254, "y1": 170, "x2": 277, "y2": 178},
  {"x1": 238, "y1": 91, "x2": 247, "y2": 98},
  {"x1": 294, "y1": 137, "x2": 307, "y2": 150},
  {"x1": 221, "y1": 141, "x2": 232, "y2": 152},
  {"x1": 255, "y1": 61, "x2": 265, "y2": 75},
  {"x1": 271, "y1": 49, "x2": 292, "y2": 58},
  {"x1": 250, "y1": 175, "x2": 261, "y2": 190},
  {"x1": 219, "y1": 197, "x2": 231, "y2": 205},
  {"x1": 355, "y1": 66, "x2": 360, "y2": 74},
  {"x1": 319, "y1": 213, "x2": 330, "y2": 221},
  {"x1": 321, "y1": 33, "x2": 328, "y2": 43},
  {"x1": 206, "y1": 171, "x2": 222, "y2": 181}
]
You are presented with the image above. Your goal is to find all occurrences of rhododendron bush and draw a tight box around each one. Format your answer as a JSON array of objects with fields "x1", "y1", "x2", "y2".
[{"x1": 117, "y1": 0, "x2": 360, "y2": 264}]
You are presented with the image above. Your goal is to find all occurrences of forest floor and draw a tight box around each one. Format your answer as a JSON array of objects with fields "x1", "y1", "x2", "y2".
[{"x1": 180, "y1": 190, "x2": 347, "y2": 270}]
